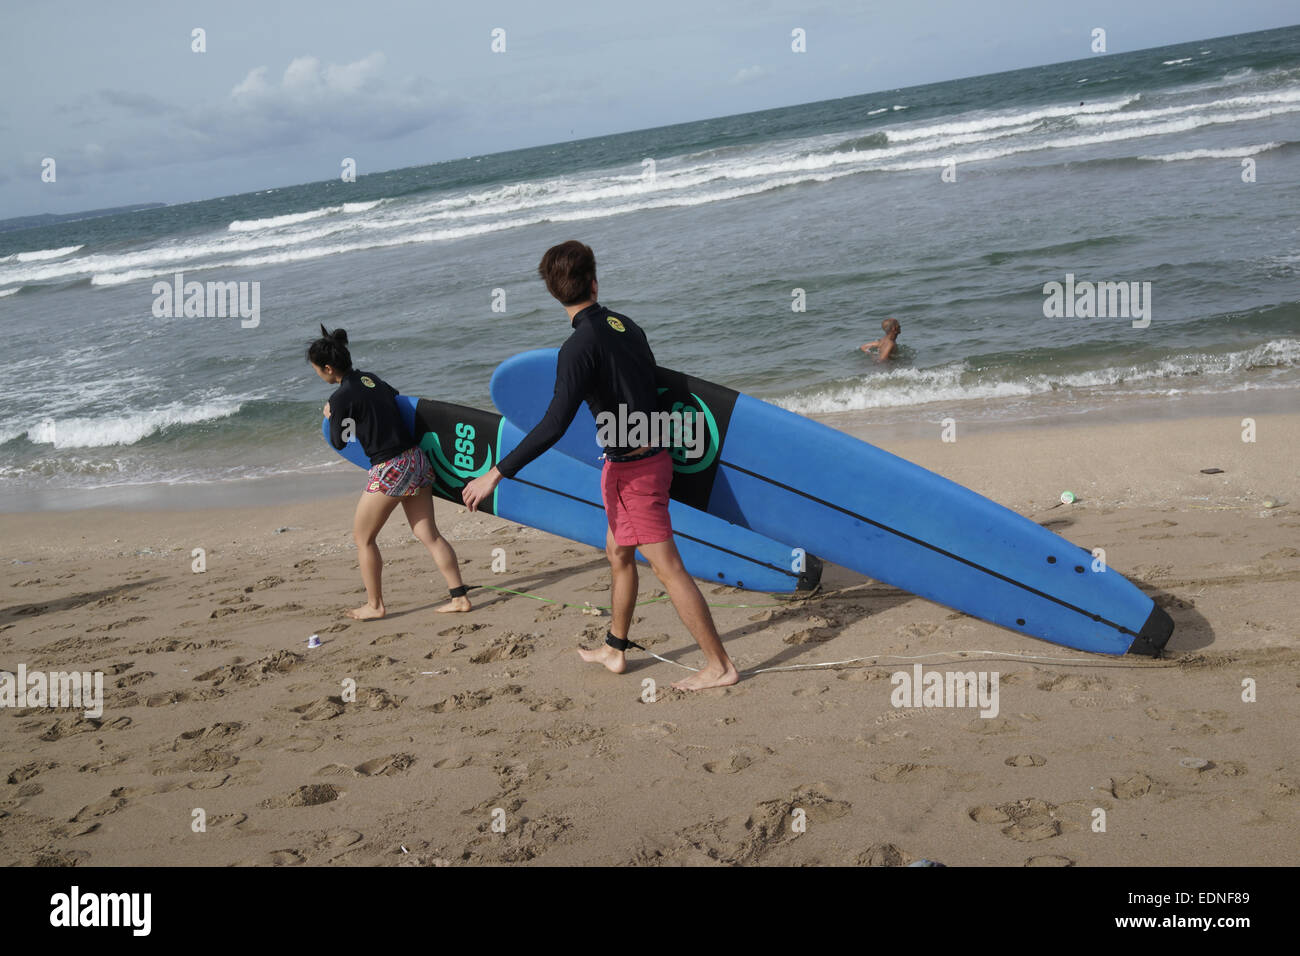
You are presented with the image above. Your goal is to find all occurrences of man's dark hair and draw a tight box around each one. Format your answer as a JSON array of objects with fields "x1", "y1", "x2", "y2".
[{"x1": 538, "y1": 240, "x2": 597, "y2": 306}]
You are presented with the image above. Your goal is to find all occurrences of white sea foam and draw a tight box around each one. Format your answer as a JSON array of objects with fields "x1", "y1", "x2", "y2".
[
  {"x1": 1163, "y1": 58, "x2": 1193, "y2": 66},
  {"x1": 227, "y1": 199, "x2": 387, "y2": 231},
  {"x1": 0, "y1": 287, "x2": 19, "y2": 298},
  {"x1": 777, "y1": 340, "x2": 1300, "y2": 414},
  {"x1": 881, "y1": 95, "x2": 1139, "y2": 144},
  {"x1": 0, "y1": 244, "x2": 84, "y2": 264},
  {"x1": 24, "y1": 400, "x2": 244, "y2": 449},
  {"x1": 1139, "y1": 142, "x2": 1282, "y2": 161},
  {"x1": 6, "y1": 78, "x2": 1295, "y2": 289}
]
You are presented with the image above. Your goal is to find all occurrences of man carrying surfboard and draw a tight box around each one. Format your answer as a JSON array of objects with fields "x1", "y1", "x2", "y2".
[{"x1": 461, "y1": 241, "x2": 739, "y2": 690}]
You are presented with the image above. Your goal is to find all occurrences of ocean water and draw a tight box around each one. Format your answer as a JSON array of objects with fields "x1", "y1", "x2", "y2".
[{"x1": 1, "y1": 25, "x2": 1297, "y2": 502}]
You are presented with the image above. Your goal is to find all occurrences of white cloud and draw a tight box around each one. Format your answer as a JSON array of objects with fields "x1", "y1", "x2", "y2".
[
  {"x1": 731, "y1": 65, "x2": 765, "y2": 85},
  {"x1": 232, "y1": 52, "x2": 388, "y2": 102}
]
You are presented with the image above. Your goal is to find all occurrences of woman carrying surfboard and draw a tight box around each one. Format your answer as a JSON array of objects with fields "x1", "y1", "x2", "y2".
[
  {"x1": 461, "y1": 241, "x2": 739, "y2": 691},
  {"x1": 309, "y1": 326, "x2": 472, "y2": 619}
]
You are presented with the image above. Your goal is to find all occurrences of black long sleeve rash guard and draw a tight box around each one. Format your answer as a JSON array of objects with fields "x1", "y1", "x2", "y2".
[
  {"x1": 496, "y1": 304, "x2": 659, "y2": 479},
  {"x1": 327, "y1": 369, "x2": 413, "y2": 466}
]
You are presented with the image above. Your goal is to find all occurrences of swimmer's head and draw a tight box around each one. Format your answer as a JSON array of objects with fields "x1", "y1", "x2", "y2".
[{"x1": 882, "y1": 317, "x2": 901, "y2": 336}]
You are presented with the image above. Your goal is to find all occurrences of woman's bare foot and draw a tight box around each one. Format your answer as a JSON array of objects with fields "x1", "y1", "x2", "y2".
[
  {"x1": 347, "y1": 603, "x2": 386, "y2": 621},
  {"x1": 578, "y1": 644, "x2": 627, "y2": 674},
  {"x1": 436, "y1": 595, "x2": 472, "y2": 613},
  {"x1": 672, "y1": 663, "x2": 739, "y2": 691}
]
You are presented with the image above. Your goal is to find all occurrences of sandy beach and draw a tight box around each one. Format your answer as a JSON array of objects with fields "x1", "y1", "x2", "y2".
[{"x1": 1, "y1": 411, "x2": 1296, "y2": 867}]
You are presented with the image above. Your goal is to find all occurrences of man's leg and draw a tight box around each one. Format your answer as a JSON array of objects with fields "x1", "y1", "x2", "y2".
[
  {"x1": 638, "y1": 538, "x2": 739, "y2": 690},
  {"x1": 577, "y1": 527, "x2": 638, "y2": 674}
]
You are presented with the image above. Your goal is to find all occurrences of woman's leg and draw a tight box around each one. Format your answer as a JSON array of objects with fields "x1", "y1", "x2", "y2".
[
  {"x1": 401, "y1": 486, "x2": 471, "y2": 613},
  {"x1": 349, "y1": 490, "x2": 402, "y2": 620}
]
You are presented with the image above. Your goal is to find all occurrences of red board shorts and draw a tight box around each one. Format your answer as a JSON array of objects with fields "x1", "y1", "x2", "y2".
[
  {"x1": 601, "y1": 449, "x2": 674, "y2": 547},
  {"x1": 365, "y1": 446, "x2": 433, "y2": 497}
]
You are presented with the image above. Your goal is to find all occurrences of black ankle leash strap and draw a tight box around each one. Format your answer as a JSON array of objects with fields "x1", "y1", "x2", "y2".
[
  {"x1": 449, "y1": 585, "x2": 469, "y2": 598},
  {"x1": 605, "y1": 631, "x2": 645, "y2": 652}
]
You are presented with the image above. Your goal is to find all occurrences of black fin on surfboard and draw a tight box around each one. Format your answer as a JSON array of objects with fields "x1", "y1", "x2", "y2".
[
  {"x1": 1126, "y1": 603, "x2": 1174, "y2": 657},
  {"x1": 796, "y1": 554, "x2": 824, "y2": 592}
]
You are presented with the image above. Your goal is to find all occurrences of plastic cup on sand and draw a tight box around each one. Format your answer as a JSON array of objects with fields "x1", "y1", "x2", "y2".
[{"x1": 307, "y1": 635, "x2": 321, "y2": 649}]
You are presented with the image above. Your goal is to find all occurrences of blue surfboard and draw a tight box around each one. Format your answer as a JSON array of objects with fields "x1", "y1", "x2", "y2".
[
  {"x1": 490, "y1": 349, "x2": 1174, "y2": 656},
  {"x1": 323, "y1": 396, "x2": 820, "y2": 594}
]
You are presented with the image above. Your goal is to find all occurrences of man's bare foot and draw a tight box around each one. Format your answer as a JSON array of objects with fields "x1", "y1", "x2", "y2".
[
  {"x1": 577, "y1": 644, "x2": 627, "y2": 674},
  {"x1": 436, "y1": 595, "x2": 472, "y2": 613},
  {"x1": 672, "y1": 663, "x2": 739, "y2": 691},
  {"x1": 347, "y1": 603, "x2": 386, "y2": 621}
]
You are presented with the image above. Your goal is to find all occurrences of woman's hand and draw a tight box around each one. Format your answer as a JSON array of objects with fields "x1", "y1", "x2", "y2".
[{"x1": 323, "y1": 401, "x2": 332, "y2": 419}]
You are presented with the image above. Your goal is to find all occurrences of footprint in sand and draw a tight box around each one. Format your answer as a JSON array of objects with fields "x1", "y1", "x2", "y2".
[
  {"x1": 784, "y1": 626, "x2": 836, "y2": 645},
  {"x1": 361, "y1": 689, "x2": 403, "y2": 711},
  {"x1": 152, "y1": 749, "x2": 239, "y2": 774},
  {"x1": 145, "y1": 690, "x2": 190, "y2": 707},
  {"x1": 69, "y1": 787, "x2": 138, "y2": 822},
  {"x1": 267, "y1": 849, "x2": 306, "y2": 865},
  {"x1": 291, "y1": 697, "x2": 345, "y2": 721},
  {"x1": 1036, "y1": 673, "x2": 1112, "y2": 693},
  {"x1": 438, "y1": 622, "x2": 488, "y2": 637},
  {"x1": 7, "y1": 761, "x2": 57, "y2": 784},
  {"x1": 368, "y1": 632, "x2": 410, "y2": 646},
  {"x1": 471, "y1": 634, "x2": 535, "y2": 664},
  {"x1": 426, "y1": 684, "x2": 522, "y2": 714},
  {"x1": 40, "y1": 716, "x2": 130, "y2": 741},
  {"x1": 856, "y1": 843, "x2": 906, "y2": 866},
  {"x1": 704, "y1": 751, "x2": 756, "y2": 774},
  {"x1": 433, "y1": 755, "x2": 472, "y2": 769},
  {"x1": 967, "y1": 797, "x2": 1065, "y2": 842},
  {"x1": 528, "y1": 696, "x2": 572, "y2": 713},
  {"x1": 345, "y1": 654, "x2": 398, "y2": 672},
  {"x1": 87, "y1": 616, "x2": 149, "y2": 632},
  {"x1": 730, "y1": 787, "x2": 852, "y2": 864},
  {"x1": 314, "y1": 828, "x2": 363, "y2": 850},
  {"x1": 355, "y1": 753, "x2": 414, "y2": 777},
  {"x1": 460, "y1": 812, "x2": 573, "y2": 864},
  {"x1": 315, "y1": 763, "x2": 360, "y2": 777},
  {"x1": 173, "y1": 722, "x2": 244, "y2": 748},
  {"x1": 1004, "y1": 754, "x2": 1047, "y2": 767},
  {"x1": 261, "y1": 784, "x2": 340, "y2": 808},
  {"x1": 964, "y1": 717, "x2": 1019, "y2": 735},
  {"x1": 1025, "y1": 855, "x2": 1075, "y2": 866},
  {"x1": 206, "y1": 812, "x2": 248, "y2": 829},
  {"x1": 209, "y1": 603, "x2": 264, "y2": 618}
]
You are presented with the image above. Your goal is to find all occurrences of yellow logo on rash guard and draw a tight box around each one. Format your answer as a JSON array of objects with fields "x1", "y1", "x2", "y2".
[
  {"x1": 361, "y1": 376, "x2": 376, "y2": 388},
  {"x1": 606, "y1": 316, "x2": 625, "y2": 332}
]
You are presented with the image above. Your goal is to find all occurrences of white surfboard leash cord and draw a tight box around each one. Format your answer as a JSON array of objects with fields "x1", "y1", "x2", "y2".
[{"x1": 467, "y1": 583, "x2": 1179, "y2": 675}]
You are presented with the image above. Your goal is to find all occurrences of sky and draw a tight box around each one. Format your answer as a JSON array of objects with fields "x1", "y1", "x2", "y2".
[{"x1": 1, "y1": 0, "x2": 1297, "y2": 218}]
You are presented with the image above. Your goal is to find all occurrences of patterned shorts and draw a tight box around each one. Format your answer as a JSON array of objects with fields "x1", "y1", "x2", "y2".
[{"x1": 366, "y1": 446, "x2": 433, "y2": 497}]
